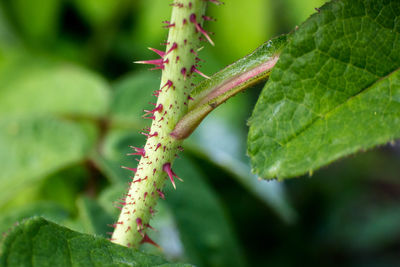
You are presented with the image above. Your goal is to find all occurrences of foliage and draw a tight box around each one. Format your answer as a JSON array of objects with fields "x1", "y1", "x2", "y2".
[{"x1": 1, "y1": 0, "x2": 400, "y2": 266}]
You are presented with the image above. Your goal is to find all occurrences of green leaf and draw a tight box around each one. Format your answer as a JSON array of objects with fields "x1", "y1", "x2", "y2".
[
  {"x1": 0, "y1": 60, "x2": 110, "y2": 117},
  {"x1": 0, "y1": 202, "x2": 68, "y2": 235},
  {"x1": 77, "y1": 196, "x2": 114, "y2": 237},
  {"x1": 2, "y1": 0, "x2": 61, "y2": 44},
  {"x1": 209, "y1": 0, "x2": 274, "y2": 63},
  {"x1": 110, "y1": 72, "x2": 160, "y2": 128},
  {"x1": 248, "y1": 0, "x2": 400, "y2": 179},
  {"x1": 165, "y1": 157, "x2": 247, "y2": 267},
  {"x1": 0, "y1": 217, "x2": 192, "y2": 267},
  {"x1": 73, "y1": 0, "x2": 124, "y2": 28},
  {"x1": 0, "y1": 116, "x2": 94, "y2": 205}
]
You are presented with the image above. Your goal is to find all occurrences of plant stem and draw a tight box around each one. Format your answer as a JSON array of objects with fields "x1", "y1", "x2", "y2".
[
  {"x1": 112, "y1": 0, "x2": 209, "y2": 248},
  {"x1": 171, "y1": 35, "x2": 287, "y2": 139}
]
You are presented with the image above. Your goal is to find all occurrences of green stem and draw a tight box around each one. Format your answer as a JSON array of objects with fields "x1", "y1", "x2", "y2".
[
  {"x1": 111, "y1": 0, "x2": 209, "y2": 248},
  {"x1": 171, "y1": 35, "x2": 288, "y2": 139}
]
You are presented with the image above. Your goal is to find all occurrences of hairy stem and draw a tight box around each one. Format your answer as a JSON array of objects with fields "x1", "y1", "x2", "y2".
[{"x1": 111, "y1": 0, "x2": 210, "y2": 248}]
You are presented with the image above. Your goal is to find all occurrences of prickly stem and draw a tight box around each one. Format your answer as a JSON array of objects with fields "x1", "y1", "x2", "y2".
[{"x1": 111, "y1": 0, "x2": 209, "y2": 248}]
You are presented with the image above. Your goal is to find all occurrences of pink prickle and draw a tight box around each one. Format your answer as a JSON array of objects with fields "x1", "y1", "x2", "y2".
[
  {"x1": 202, "y1": 15, "x2": 216, "y2": 21},
  {"x1": 166, "y1": 42, "x2": 178, "y2": 55},
  {"x1": 153, "y1": 90, "x2": 161, "y2": 97},
  {"x1": 155, "y1": 143, "x2": 161, "y2": 151},
  {"x1": 191, "y1": 65, "x2": 210, "y2": 79},
  {"x1": 148, "y1": 47, "x2": 165, "y2": 58},
  {"x1": 136, "y1": 218, "x2": 143, "y2": 231},
  {"x1": 127, "y1": 146, "x2": 146, "y2": 157},
  {"x1": 157, "y1": 189, "x2": 165, "y2": 199},
  {"x1": 140, "y1": 234, "x2": 160, "y2": 248},
  {"x1": 141, "y1": 131, "x2": 158, "y2": 138},
  {"x1": 181, "y1": 67, "x2": 187, "y2": 78},
  {"x1": 163, "y1": 21, "x2": 176, "y2": 28},
  {"x1": 121, "y1": 166, "x2": 137, "y2": 173},
  {"x1": 161, "y1": 80, "x2": 173, "y2": 90},
  {"x1": 163, "y1": 163, "x2": 183, "y2": 189},
  {"x1": 143, "y1": 104, "x2": 163, "y2": 119},
  {"x1": 134, "y1": 58, "x2": 168, "y2": 70},
  {"x1": 134, "y1": 58, "x2": 164, "y2": 65},
  {"x1": 189, "y1": 14, "x2": 215, "y2": 46}
]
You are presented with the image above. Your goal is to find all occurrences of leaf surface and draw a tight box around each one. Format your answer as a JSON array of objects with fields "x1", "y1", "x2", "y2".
[
  {"x1": 0, "y1": 217, "x2": 192, "y2": 267},
  {"x1": 248, "y1": 0, "x2": 400, "y2": 179},
  {"x1": 0, "y1": 61, "x2": 110, "y2": 117},
  {"x1": 0, "y1": 116, "x2": 94, "y2": 204}
]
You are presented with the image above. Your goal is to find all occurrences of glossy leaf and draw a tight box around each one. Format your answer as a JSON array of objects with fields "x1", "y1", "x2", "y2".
[
  {"x1": 248, "y1": 0, "x2": 400, "y2": 179},
  {"x1": 165, "y1": 157, "x2": 247, "y2": 267},
  {"x1": 0, "y1": 60, "x2": 110, "y2": 117},
  {"x1": 0, "y1": 217, "x2": 192, "y2": 267},
  {"x1": 0, "y1": 116, "x2": 94, "y2": 204},
  {"x1": 3, "y1": 0, "x2": 61, "y2": 44},
  {"x1": 0, "y1": 203, "x2": 68, "y2": 235}
]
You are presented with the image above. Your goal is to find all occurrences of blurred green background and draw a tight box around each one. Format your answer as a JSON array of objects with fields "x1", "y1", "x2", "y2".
[{"x1": 1, "y1": 0, "x2": 400, "y2": 266}]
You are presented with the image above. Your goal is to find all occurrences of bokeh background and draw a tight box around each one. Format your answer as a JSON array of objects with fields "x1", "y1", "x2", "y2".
[{"x1": 1, "y1": 0, "x2": 400, "y2": 266}]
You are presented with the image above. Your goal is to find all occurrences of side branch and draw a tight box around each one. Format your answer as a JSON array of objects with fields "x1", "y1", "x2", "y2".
[{"x1": 170, "y1": 35, "x2": 288, "y2": 140}]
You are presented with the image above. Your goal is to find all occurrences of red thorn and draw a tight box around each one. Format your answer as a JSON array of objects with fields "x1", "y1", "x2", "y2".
[
  {"x1": 153, "y1": 90, "x2": 161, "y2": 97},
  {"x1": 107, "y1": 224, "x2": 117, "y2": 228},
  {"x1": 134, "y1": 58, "x2": 164, "y2": 65},
  {"x1": 116, "y1": 206, "x2": 123, "y2": 210},
  {"x1": 166, "y1": 42, "x2": 178, "y2": 55},
  {"x1": 188, "y1": 95, "x2": 194, "y2": 101},
  {"x1": 141, "y1": 132, "x2": 158, "y2": 138},
  {"x1": 127, "y1": 146, "x2": 146, "y2": 157},
  {"x1": 189, "y1": 14, "x2": 215, "y2": 46},
  {"x1": 140, "y1": 234, "x2": 160, "y2": 248},
  {"x1": 144, "y1": 192, "x2": 148, "y2": 200},
  {"x1": 125, "y1": 226, "x2": 131, "y2": 233},
  {"x1": 132, "y1": 176, "x2": 148, "y2": 183},
  {"x1": 191, "y1": 65, "x2": 210, "y2": 79},
  {"x1": 143, "y1": 104, "x2": 162, "y2": 119},
  {"x1": 148, "y1": 47, "x2": 165, "y2": 58},
  {"x1": 181, "y1": 67, "x2": 187, "y2": 78},
  {"x1": 157, "y1": 189, "x2": 165, "y2": 199},
  {"x1": 150, "y1": 65, "x2": 165, "y2": 71},
  {"x1": 190, "y1": 48, "x2": 198, "y2": 56},
  {"x1": 146, "y1": 223, "x2": 156, "y2": 231},
  {"x1": 164, "y1": 23, "x2": 175, "y2": 28},
  {"x1": 163, "y1": 163, "x2": 183, "y2": 190},
  {"x1": 153, "y1": 168, "x2": 157, "y2": 175},
  {"x1": 136, "y1": 218, "x2": 143, "y2": 231},
  {"x1": 161, "y1": 80, "x2": 173, "y2": 90},
  {"x1": 121, "y1": 166, "x2": 137, "y2": 173},
  {"x1": 155, "y1": 143, "x2": 161, "y2": 151},
  {"x1": 202, "y1": 15, "x2": 216, "y2": 21}
]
